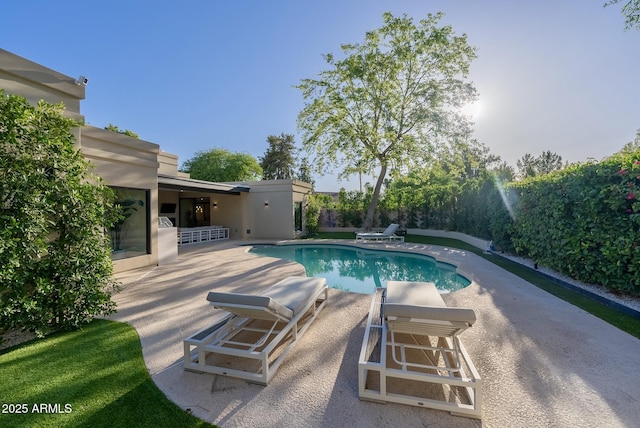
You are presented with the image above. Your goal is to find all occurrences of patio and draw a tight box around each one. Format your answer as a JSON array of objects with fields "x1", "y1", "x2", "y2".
[{"x1": 111, "y1": 239, "x2": 640, "y2": 427}]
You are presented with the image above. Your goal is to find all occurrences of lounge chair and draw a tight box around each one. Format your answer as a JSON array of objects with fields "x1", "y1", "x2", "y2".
[
  {"x1": 355, "y1": 223, "x2": 404, "y2": 242},
  {"x1": 184, "y1": 276, "x2": 328, "y2": 385},
  {"x1": 358, "y1": 281, "x2": 482, "y2": 419}
]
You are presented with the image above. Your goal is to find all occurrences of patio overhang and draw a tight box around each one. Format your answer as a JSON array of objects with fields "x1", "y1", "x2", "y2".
[{"x1": 158, "y1": 174, "x2": 250, "y2": 195}]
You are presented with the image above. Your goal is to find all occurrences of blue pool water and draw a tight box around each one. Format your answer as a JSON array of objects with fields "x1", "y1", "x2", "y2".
[{"x1": 249, "y1": 244, "x2": 471, "y2": 294}]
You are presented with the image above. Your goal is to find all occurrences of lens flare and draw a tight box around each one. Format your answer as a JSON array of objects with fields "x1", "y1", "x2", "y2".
[{"x1": 492, "y1": 173, "x2": 517, "y2": 220}]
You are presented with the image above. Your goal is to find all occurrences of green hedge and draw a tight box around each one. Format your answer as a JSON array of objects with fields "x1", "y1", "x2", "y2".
[
  {"x1": 504, "y1": 149, "x2": 640, "y2": 293},
  {"x1": 0, "y1": 92, "x2": 120, "y2": 336}
]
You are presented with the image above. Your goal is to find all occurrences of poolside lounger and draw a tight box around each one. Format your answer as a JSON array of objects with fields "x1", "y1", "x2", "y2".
[
  {"x1": 184, "y1": 276, "x2": 328, "y2": 385},
  {"x1": 358, "y1": 281, "x2": 482, "y2": 419},
  {"x1": 355, "y1": 223, "x2": 404, "y2": 242}
]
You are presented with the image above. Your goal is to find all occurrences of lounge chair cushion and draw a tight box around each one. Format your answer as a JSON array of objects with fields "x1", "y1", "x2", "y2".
[
  {"x1": 384, "y1": 281, "x2": 476, "y2": 324},
  {"x1": 357, "y1": 223, "x2": 399, "y2": 238},
  {"x1": 207, "y1": 291, "x2": 294, "y2": 320},
  {"x1": 381, "y1": 223, "x2": 399, "y2": 235},
  {"x1": 207, "y1": 276, "x2": 327, "y2": 321}
]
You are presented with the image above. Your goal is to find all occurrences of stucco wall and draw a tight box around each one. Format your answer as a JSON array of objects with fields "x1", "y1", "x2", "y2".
[
  {"x1": 210, "y1": 193, "x2": 248, "y2": 238},
  {"x1": 0, "y1": 49, "x2": 84, "y2": 122},
  {"x1": 235, "y1": 180, "x2": 312, "y2": 239},
  {"x1": 79, "y1": 126, "x2": 161, "y2": 272}
]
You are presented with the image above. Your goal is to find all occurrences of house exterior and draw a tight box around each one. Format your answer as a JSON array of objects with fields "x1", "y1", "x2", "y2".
[{"x1": 0, "y1": 48, "x2": 311, "y2": 273}]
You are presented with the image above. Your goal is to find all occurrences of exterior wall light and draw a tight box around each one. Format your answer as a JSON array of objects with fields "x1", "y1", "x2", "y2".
[
  {"x1": 264, "y1": 202, "x2": 269, "y2": 207},
  {"x1": 212, "y1": 202, "x2": 218, "y2": 207}
]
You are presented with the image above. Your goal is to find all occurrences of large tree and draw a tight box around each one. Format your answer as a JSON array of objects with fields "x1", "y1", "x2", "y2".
[
  {"x1": 296, "y1": 157, "x2": 315, "y2": 186},
  {"x1": 297, "y1": 12, "x2": 477, "y2": 230},
  {"x1": 605, "y1": 0, "x2": 640, "y2": 30},
  {"x1": 260, "y1": 133, "x2": 296, "y2": 180},
  {"x1": 181, "y1": 148, "x2": 262, "y2": 182}
]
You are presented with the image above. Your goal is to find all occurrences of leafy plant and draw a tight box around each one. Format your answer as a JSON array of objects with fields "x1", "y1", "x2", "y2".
[
  {"x1": 0, "y1": 92, "x2": 120, "y2": 336},
  {"x1": 508, "y1": 142, "x2": 640, "y2": 293},
  {"x1": 181, "y1": 147, "x2": 262, "y2": 182},
  {"x1": 336, "y1": 188, "x2": 368, "y2": 228},
  {"x1": 105, "y1": 123, "x2": 139, "y2": 139},
  {"x1": 110, "y1": 197, "x2": 144, "y2": 251},
  {"x1": 305, "y1": 193, "x2": 333, "y2": 236}
]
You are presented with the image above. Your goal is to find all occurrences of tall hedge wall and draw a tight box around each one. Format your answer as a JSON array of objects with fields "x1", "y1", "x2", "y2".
[{"x1": 500, "y1": 149, "x2": 640, "y2": 293}]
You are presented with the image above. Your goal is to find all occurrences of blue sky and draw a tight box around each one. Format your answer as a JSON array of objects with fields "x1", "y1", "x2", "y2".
[{"x1": 2, "y1": 1, "x2": 639, "y2": 191}]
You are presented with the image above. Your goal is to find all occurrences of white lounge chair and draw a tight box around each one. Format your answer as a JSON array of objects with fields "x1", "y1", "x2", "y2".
[
  {"x1": 358, "y1": 281, "x2": 482, "y2": 419},
  {"x1": 184, "y1": 276, "x2": 328, "y2": 385},
  {"x1": 355, "y1": 223, "x2": 404, "y2": 242}
]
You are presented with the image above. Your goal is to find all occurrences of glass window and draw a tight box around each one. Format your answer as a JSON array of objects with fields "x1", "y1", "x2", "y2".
[
  {"x1": 110, "y1": 187, "x2": 150, "y2": 260},
  {"x1": 294, "y1": 201, "x2": 303, "y2": 232}
]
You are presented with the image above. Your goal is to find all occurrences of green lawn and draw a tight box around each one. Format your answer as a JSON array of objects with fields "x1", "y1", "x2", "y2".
[
  {"x1": 0, "y1": 319, "x2": 214, "y2": 428},
  {"x1": 315, "y1": 232, "x2": 640, "y2": 339}
]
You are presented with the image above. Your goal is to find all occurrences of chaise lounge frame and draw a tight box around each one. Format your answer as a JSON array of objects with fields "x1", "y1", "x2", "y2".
[
  {"x1": 184, "y1": 276, "x2": 328, "y2": 385},
  {"x1": 355, "y1": 223, "x2": 404, "y2": 242},
  {"x1": 358, "y1": 281, "x2": 482, "y2": 419}
]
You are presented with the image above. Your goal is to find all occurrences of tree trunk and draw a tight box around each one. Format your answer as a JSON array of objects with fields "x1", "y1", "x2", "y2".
[{"x1": 363, "y1": 162, "x2": 387, "y2": 231}]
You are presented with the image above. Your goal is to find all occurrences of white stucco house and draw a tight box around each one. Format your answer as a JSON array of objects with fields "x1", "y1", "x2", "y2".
[{"x1": 0, "y1": 48, "x2": 312, "y2": 273}]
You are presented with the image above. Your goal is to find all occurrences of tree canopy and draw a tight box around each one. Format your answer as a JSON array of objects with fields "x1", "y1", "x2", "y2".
[
  {"x1": 260, "y1": 133, "x2": 296, "y2": 180},
  {"x1": 297, "y1": 157, "x2": 315, "y2": 187},
  {"x1": 516, "y1": 151, "x2": 564, "y2": 179},
  {"x1": 297, "y1": 12, "x2": 477, "y2": 230},
  {"x1": 605, "y1": 0, "x2": 640, "y2": 30},
  {"x1": 181, "y1": 148, "x2": 262, "y2": 182}
]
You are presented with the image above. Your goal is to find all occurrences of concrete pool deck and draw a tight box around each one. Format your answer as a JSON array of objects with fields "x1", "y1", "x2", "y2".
[{"x1": 112, "y1": 239, "x2": 640, "y2": 427}]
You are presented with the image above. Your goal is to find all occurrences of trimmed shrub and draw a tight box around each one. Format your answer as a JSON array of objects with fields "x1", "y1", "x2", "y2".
[
  {"x1": 509, "y1": 149, "x2": 640, "y2": 293},
  {"x1": 0, "y1": 92, "x2": 120, "y2": 336}
]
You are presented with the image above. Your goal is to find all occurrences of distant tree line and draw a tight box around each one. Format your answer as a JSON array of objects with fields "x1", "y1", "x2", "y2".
[{"x1": 180, "y1": 133, "x2": 313, "y2": 184}]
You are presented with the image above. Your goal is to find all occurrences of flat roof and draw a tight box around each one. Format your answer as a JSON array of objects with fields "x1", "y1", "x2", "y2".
[{"x1": 158, "y1": 174, "x2": 250, "y2": 195}]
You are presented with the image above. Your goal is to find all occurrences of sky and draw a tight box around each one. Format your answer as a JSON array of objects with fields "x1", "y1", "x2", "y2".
[{"x1": 2, "y1": 1, "x2": 639, "y2": 191}]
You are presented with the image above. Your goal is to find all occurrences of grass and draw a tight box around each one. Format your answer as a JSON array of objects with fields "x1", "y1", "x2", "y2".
[
  {"x1": 315, "y1": 232, "x2": 640, "y2": 339},
  {"x1": 0, "y1": 319, "x2": 214, "y2": 428}
]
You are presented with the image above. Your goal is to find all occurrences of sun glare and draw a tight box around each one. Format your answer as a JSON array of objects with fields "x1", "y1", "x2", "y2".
[
  {"x1": 462, "y1": 101, "x2": 483, "y2": 121},
  {"x1": 492, "y1": 173, "x2": 516, "y2": 220}
]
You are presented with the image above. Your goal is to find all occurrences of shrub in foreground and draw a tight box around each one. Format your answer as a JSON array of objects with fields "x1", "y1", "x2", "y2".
[{"x1": 0, "y1": 92, "x2": 120, "y2": 336}]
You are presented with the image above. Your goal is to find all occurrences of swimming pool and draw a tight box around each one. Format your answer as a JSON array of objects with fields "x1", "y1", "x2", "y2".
[{"x1": 249, "y1": 244, "x2": 471, "y2": 294}]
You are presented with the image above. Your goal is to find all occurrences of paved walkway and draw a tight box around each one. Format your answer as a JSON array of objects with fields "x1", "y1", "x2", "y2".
[{"x1": 111, "y1": 239, "x2": 640, "y2": 428}]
